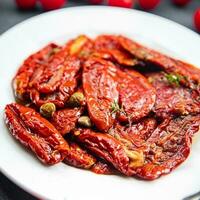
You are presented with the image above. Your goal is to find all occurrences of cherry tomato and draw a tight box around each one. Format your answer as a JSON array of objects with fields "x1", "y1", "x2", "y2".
[
  {"x1": 15, "y1": 0, "x2": 36, "y2": 9},
  {"x1": 39, "y1": 0, "x2": 66, "y2": 10},
  {"x1": 107, "y1": 0, "x2": 134, "y2": 8},
  {"x1": 194, "y1": 8, "x2": 200, "y2": 32},
  {"x1": 172, "y1": 0, "x2": 191, "y2": 6},
  {"x1": 138, "y1": 0, "x2": 160, "y2": 10},
  {"x1": 89, "y1": 0, "x2": 103, "y2": 4}
]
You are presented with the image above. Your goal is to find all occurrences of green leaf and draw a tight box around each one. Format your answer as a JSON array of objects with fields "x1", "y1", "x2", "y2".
[
  {"x1": 165, "y1": 73, "x2": 186, "y2": 86},
  {"x1": 110, "y1": 100, "x2": 120, "y2": 114}
]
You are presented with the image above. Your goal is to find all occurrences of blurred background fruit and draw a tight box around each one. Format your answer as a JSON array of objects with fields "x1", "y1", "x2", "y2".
[
  {"x1": 172, "y1": 0, "x2": 191, "y2": 7},
  {"x1": 138, "y1": 0, "x2": 161, "y2": 10},
  {"x1": 15, "y1": 0, "x2": 37, "y2": 9},
  {"x1": 107, "y1": 0, "x2": 134, "y2": 8},
  {"x1": 39, "y1": 0, "x2": 66, "y2": 10},
  {"x1": 194, "y1": 8, "x2": 200, "y2": 32}
]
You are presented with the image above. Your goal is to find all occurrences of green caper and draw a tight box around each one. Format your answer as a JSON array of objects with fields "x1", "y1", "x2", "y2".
[
  {"x1": 40, "y1": 102, "x2": 56, "y2": 118},
  {"x1": 68, "y1": 92, "x2": 85, "y2": 107},
  {"x1": 78, "y1": 116, "x2": 92, "y2": 128}
]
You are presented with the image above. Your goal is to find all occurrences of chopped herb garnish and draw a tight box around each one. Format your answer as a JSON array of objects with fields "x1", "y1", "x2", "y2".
[
  {"x1": 110, "y1": 100, "x2": 120, "y2": 114},
  {"x1": 165, "y1": 73, "x2": 185, "y2": 86},
  {"x1": 110, "y1": 101, "x2": 126, "y2": 116}
]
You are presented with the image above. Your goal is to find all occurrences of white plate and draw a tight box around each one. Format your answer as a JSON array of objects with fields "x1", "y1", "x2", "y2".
[{"x1": 0, "y1": 6, "x2": 200, "y2": 200}]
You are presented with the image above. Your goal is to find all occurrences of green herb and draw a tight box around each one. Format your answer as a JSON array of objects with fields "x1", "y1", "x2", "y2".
[
  {"x1": 165, "y1": 73, "x2": 185, "y2": 86},
  {"x1": 110, "y1": 100, "x2": 120, "y2": 114}
]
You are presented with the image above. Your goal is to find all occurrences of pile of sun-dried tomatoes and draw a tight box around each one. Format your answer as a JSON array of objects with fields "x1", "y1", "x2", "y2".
[{"x1": 5, "y1": 34, "x2": 200, "y2": 180}]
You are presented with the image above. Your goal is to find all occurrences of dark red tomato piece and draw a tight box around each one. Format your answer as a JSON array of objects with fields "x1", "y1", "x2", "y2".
[
  {"x1": 30, "y1": 56, "x2": 81, "y2": 108},
  {"x1": 74, "y1": 129, "x2": 131, "y2": 175},
  {"x1": 51, "y1": 108, "x2": 83, "y2": 135},
  {"x1": 30, "y1": 89, "x2": 65, "y2": 108},
  {"x1": 13, "y1": 43, "x2": 58, "y2": 101},
  {"x1": 75, "y1": 128, "x2": 146, "y2": 175},
  {"x1": 94, "y1": 35, "x2": 121, "y2": 50},
  {"x1": 116, "y1": 68, "x2": 156, "y2": 123},
  {"x1": 15, "y1": 0, "x2": 36, "y2": 9},
  {"x1": 135, "y1": 115, "x2": 200, "y2": 180},
  {"x1": 31, "y1": 42, "x2": 72, "y2": 93},
  {"x1": 172, "y1": 0, "x2": 191, "y2": 6},
  {"x1": 109, "y1": 119, "x2": 157, "y2": 171},
  {"x1": 5, "y1": 103, "x2": 69, "y2": 165},
  {"x1": 40, "y1": 0, "x2": 66, "y2": 10},
  {"x1": 31, "y1": 36, "x2": 91, "y2": 94},
  {"x1": 194, "y1": 8, "x2": 200, "y2": 32},
  {"x1": 109, "y1": 118, "x2": 157, "y2": 150},
  {"x1": 83, "y1": 58, "x2": 119, "y2": 132},
  {"x1": 138, "y1": 0, "x2": 160, "y2": 10},
  {"x1": 92, "y1": 49, "x2": 139, "y2": 66},
  {"x1": 107, "y1": 0, "x2": 134, "y2": 8},
  {"x1": 91, "y1": 161, "x2": 114, "y2": 175},
  {"x1": 64, "y1": 142, "x2": 96, "y2": 169},
  {"x1": 146, "y1": 72, "x2": 200, "y2": 119},
  {"x1": 118, "y1": 35, "x2": 200, "y2": 86},
  {"x1": 94, "y1": 35, "x2": 138, "y2": 66}
]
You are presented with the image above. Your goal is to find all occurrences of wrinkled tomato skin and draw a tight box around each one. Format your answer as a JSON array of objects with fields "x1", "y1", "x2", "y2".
[
  {"x1": 118, "y1": 35, "x2": 200, "y2": 86},
  {"x1": 91, "y1": 161, "x2": 114, "y2": 175},
  {"x1": 75, "y1": 129, "x2": 132, "y2": 176},
  {"x1": 146, "y1": 72, "x2": 200, "y2": 118},
  {"x1": 135, "y1": 115, "x2": 200, "y2": 180},
  {"x1": 83, "y1": 58, "x2": 119, "y2": 132},
  {"x1": 116, "y1": 68, "x2": 156, "y2": 122},
  {"x1": 94, "y1": 35, "x2": 138, "y2": 66},
  {"x1": 64, "y1": 142, "x2": 96, "y2": 169},
  {"x1": 13, "y1": 43, "x2": 58, "y2": 101},
  {"x1": 109, "y1": 118, "x2": 157, "y2": 150},
  {"x1": 30, "y1": 43, "x2": 70, "y2": 93},
  {"x1": 94, "y1": 35, "x2": 121, "y2": 50},
  {"x1": 51, "y1": 108, "x2": 83, "y2": 135},
  {"x1": 30, "y1": 56, "x2": 81, "y2": 108},
  {"x1": 30, "y1": 36, "x2": 86, "y2": 94},
  {"x1": 4, "y1": 103, "x2": 69, "y2": 165}
]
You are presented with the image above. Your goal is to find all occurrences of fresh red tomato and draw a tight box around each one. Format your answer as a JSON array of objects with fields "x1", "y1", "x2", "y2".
[
  {"x1": 107, "y1": 0, "x2": 134, "y2": 8},
  {"x1": 172, "y1": 0, "x2": 191, "y2": 6},
  {"x1": 138, "y1": 0, "x2": 160, "y2": 10},
  {"x1": 15, "y1": 0, "x2": 37, "y2": 9},
  {"x1": 89, "y1": 0, "x2": 103, "y2": 4},
  {"x1": 39, "y1": 0, "x2": 66, "y2": 10},
  {"x1": 194, "y1": 8, "x2": 200, "y2": 32}
]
